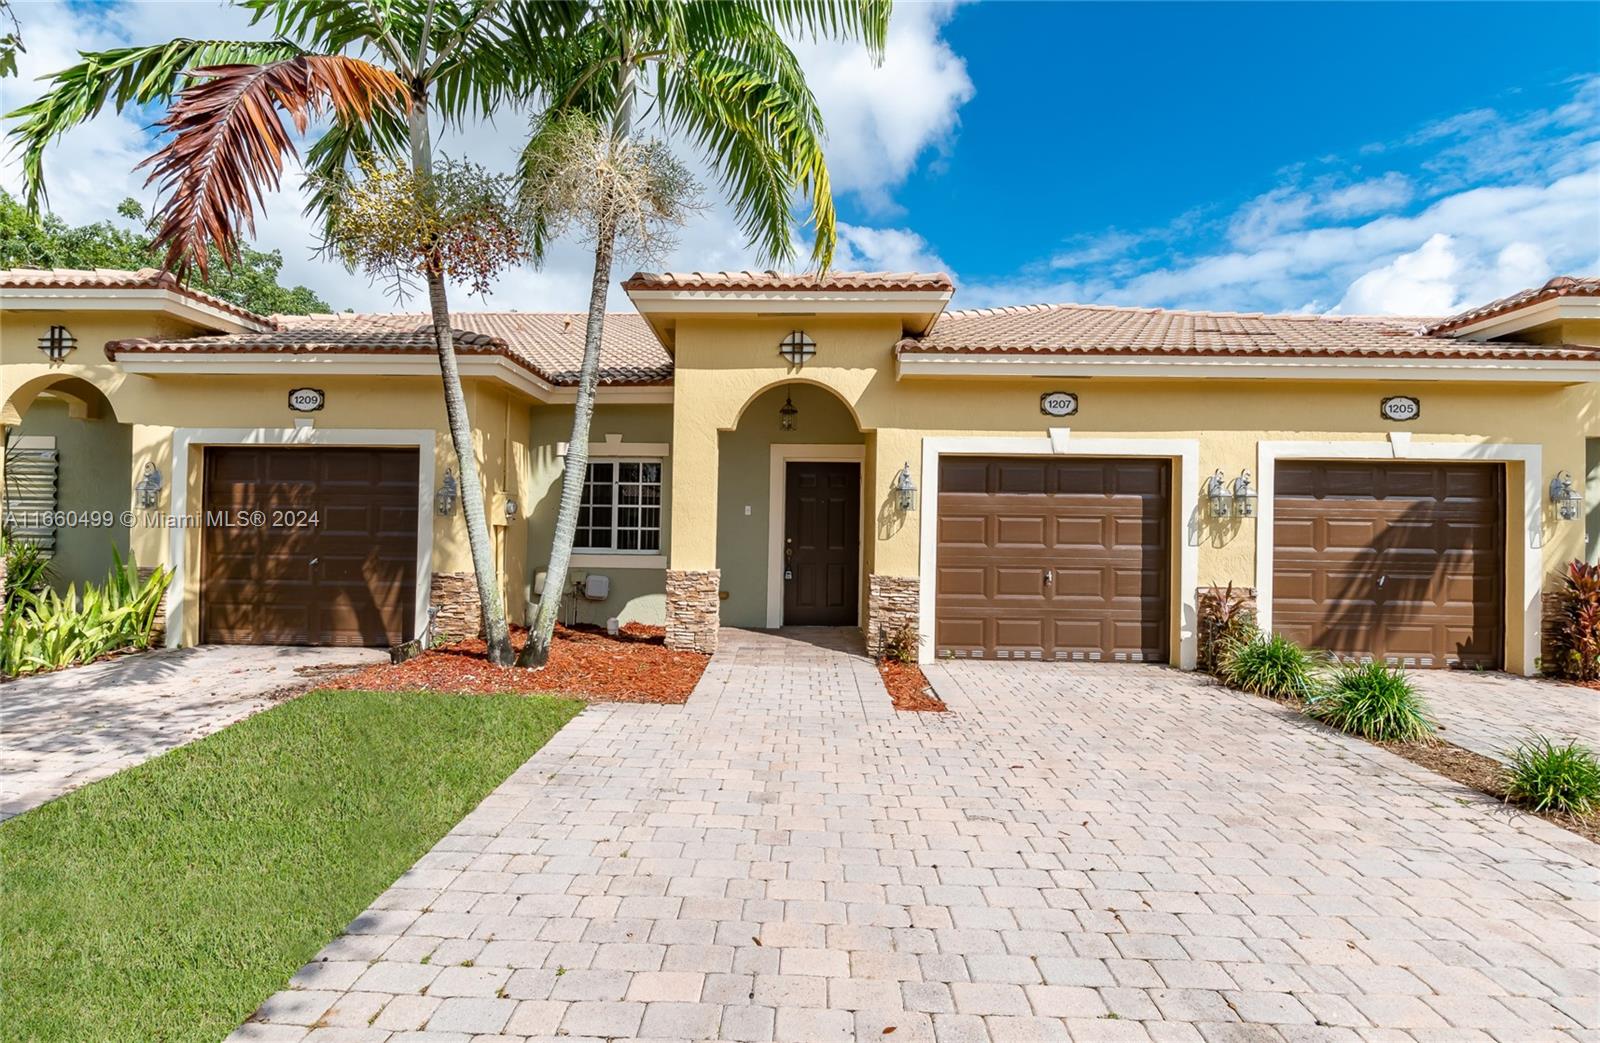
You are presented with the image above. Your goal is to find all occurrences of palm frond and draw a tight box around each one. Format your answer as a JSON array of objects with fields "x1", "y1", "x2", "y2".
[
  {"x1": 138, "y1": 54, "x2": 409, "y2": 276},
  {"x1": 661, "y1": 50, "x2": 836, "y2": 267},
  {"x1": 4, "y1": 38, "x2": 306, "y2": 210}
]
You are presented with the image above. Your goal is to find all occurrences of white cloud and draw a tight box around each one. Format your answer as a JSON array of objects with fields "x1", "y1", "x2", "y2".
[
  {"x1": 1337, "y1": 233, "x2": 1461, "y2": 315},
  {"x1": 788, "y1": 1, "x2": 973, "y2": 214},
  {"x1": 0, "y1": 0, "x2": 974, "y2": 312},
  {"x1": 834, "y1": 223, "x2": 948, "y2": 273}
]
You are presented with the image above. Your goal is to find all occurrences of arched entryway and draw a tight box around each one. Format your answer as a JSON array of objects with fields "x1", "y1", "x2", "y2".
[
  {"x1": 2, "y1": 376, "x2": 133, "y2": 590},
  {"x1": 717, "y1": 381, "x2": 867, "y2": 628}
]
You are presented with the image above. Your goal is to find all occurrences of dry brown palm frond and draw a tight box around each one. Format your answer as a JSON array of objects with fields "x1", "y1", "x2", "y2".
[{"x1": 138, "y1": 55, "x2": 409, "y2": 276}]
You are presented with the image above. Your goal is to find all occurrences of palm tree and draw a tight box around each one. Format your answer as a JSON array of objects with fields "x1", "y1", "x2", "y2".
[
  {"x1": 512, "y1": 0, "x2": 890, "y2": 667},
  {"x1": 8, "y1": 0, "x2": 587, "y2": 665}
]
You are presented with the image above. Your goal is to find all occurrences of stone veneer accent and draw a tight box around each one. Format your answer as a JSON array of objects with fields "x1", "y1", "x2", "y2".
[
  {"x1": 137, "y1": 565, "x2": 170, "y2": 646},
  {"x1": 429, "y1": 571, "x2": 482, "y2": 643},
  {"x1": 1542, "y1": 587, "x2": 1564, "y2": 676},
  {"x1": 866, "y1": 574, "x2": 920, "y2": 660},
  {"x1": 665, "y1": 569, "x2": 721, "y2": 653}
]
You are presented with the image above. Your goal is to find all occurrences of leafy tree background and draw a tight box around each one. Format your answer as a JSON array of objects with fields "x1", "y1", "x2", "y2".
[{"x1": 0, "y1": 189, "x2": 332, "y2": 315}]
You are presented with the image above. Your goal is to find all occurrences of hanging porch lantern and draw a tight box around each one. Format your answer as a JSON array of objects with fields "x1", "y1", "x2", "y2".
[
  {"x1": 893, "y1": 462, "x2": 917, "y2": 511},
  {"x1": 435, "y1": 468, "x2": 459, "y2": 515},
  {"x1": 778, "y1": 393, "x2": 799, "y2": 431},
  {"x1": 1231, "y1": 468, "x2": 1258, "y2": 519},
  {"x1": 1205, "y1": 469, "x2": 1231, "y2": 519},
  {"x1": 1551, "y1": 471, "x2": 1581, "y2": 521}
]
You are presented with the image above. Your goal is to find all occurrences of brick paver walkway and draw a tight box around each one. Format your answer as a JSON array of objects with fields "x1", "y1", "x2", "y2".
[
  {"x1": 0, "y1": 644, "x2": 384, "y2": 820},
  {"x1": 1412, "y1": 671, "x2": 1600, "y2": 766},
  {"x1": 233, "y1": 631, "x2": 1598, "y2": 1042}
]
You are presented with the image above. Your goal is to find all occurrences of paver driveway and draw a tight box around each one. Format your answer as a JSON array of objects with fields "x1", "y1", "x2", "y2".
[
  {"x1": 235, "y1": 629, "x2": 1598, "y2": 1043},
  {"x1": 0, "y1": 644, "x2": 384, "y2": 819},
  {"x1": 1412, "y1": 671, "x2": 1600, "y2": 766}
]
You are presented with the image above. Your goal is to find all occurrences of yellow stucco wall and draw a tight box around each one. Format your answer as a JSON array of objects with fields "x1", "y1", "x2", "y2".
[{"x1": 664, "y1": 314, "x2": 1595, "y2": 673}]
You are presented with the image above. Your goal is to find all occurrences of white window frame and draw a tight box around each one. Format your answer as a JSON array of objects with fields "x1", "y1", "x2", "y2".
[{"x1": 575, "y1": 457, "x2": 664, "y2": 556}]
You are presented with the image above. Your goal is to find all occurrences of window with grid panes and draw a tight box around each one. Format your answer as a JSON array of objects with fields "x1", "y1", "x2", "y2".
[{"x1": 574, "y1": 459, "x2": 662, "y2": 551}]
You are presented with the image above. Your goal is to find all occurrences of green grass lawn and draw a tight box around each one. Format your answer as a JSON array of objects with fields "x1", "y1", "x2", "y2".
[{"x1": 0, "y1": 689, "x2": 581, "y2": 1043}]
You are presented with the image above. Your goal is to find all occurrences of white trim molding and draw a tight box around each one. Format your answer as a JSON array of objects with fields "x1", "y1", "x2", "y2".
[
  {"x1": 570, "y1": 553, "x2": 667, "y2": 570},
  {"x1": 1253, "y1": 438, "x2": 1543, "y2": 676},
  {"x1": 766, "y1": 444, "x2": 867, "y2": 628},
  {"x1": 557, "y1": 433, "x2": 672, "y2": 458},
  {"x1": 112, "y1": 351, "x2": 675, "y2": 406},
  {"x1": 5, "y1": 286, "x2": 267, "y2": 333},
  {"x1": 164, "y1": 427, "x2": 436, "y2": 648},
  {"x1": 916, "y1": 431, "x2": 1201, "y2": 670},
  {"x1": 895, "y1": 351, "x2": 1598, "y2": 384}
]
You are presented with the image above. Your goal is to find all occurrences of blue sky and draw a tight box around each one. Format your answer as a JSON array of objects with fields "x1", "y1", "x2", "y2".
[{"x1": 3, "y1": 1, "x2": 1597, "y2": 316}]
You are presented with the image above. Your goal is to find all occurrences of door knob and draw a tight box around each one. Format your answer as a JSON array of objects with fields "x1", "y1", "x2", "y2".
[
  {"x1": 1377, "y1": 575, "x2": 1385, "y2": 587},
  {"x1": 1043, "y1": 568, "x2": 1053, "y2": 585}
]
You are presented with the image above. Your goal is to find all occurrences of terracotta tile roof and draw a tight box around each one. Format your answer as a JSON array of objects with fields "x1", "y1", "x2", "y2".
[
  {"x1": 623, "y1": 269, "x2": 954, "y2": 293},
  {"x1": 0, "y1": 266, "x2": 272, "y2": 329},
  {"x1": 107, "y1": 311, "x2": 672, "y2": 386},
  {"x1": 896, "y1": 301, "x2": 1600, "y2": 364},
  {"x1": 1422, "y1": 275, "x2": 1600, "y2": 334}
]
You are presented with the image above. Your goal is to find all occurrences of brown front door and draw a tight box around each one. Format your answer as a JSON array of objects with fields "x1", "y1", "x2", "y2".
[
  {"x1": 935, "y1": 457, "x2": 1170, "y2": 662},
  {"x1": 1273, "y1": 461, "x2": 1504, "y2": 669},
  {"x1": 783, "y1": 461, "x2": 860, "y2": 626},
  {"x1": 202, "y1": 446, "x2": 419, "y2": 646}
]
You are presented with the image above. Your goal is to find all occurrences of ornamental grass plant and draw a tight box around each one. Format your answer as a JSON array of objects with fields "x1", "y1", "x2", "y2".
[{"x1": 1309, "y1": 661, "x2": 1434, "y2": 743}]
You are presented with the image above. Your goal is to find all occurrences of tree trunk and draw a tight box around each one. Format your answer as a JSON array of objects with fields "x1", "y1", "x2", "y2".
[
  {"x1": 408, "y1": 84, "x2": 513, "y2": 665},
  {"x1": 517, "y1": 220, "x2": 616, "y2": 667}
]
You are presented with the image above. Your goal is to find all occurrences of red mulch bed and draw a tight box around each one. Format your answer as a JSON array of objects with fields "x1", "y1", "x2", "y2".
[
  {"x1": 328, "y1": 623, "x2": 708, "y2": 704},
  {"x1": 879, "y1": 660, "x2": 946, "y2": 712}
]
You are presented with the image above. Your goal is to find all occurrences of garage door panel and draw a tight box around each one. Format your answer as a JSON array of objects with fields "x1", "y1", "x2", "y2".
[
  {"x1": 1052, "y1": 516, "x2": 1110, "y2": 547},
  {"x1": 1273, "y1": 461, "x2": 1502, "y2": 670},
  {"x1": 937, "y1": 456, "x2": 1169, "y2": 662},
  {"x1": 995, "y1": 515, "x2": 1048, "y2": 546},
  {"x1": 995, "y1": 462, "x2": 1047, "y2": 494},
  {"x1": 994, "y1": 616, "x2": 1046, "y2": 648},
  {"x1": 203, "y1": 447, "x2": 418, "y2": 647},
  {"x1": 936, "y1": 565, "x2": 986, "y2": 597},
  {"x1": 994, "y1": 567, "x2": 1044, "y2": 597}
]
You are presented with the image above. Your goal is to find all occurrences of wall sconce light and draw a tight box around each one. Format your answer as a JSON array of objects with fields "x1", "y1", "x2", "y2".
[
  {"x1": 1205, "y1": 469, "x2": 1232, "y2": 519},
  {"x1": 1231, "y1": 468, "x2": 1258, "y2": 519},
  {"x1": 135, "y1": 462, "x2": 163, "y2": 509},
  {"x1": 778, "y1": 330, "x2": 816, "y2": 366},
  {"x1": 435, "y1": 468, "x2": 458, "y2": 516},
  {"x1": 894, "y1": 462, "x2": 917, "y2": 512},
  {"x1": 1551, "y1": 471, "x2": 1581, "y2": 521},
  {"x1": 38, "y1": 324, "x2": 77, "y2": 362},
  {"x1": 778, "y1": 392, "x2": 799, "y2": 431}
]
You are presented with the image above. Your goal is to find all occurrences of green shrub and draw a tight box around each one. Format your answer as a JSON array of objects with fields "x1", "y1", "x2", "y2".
[
  {"x1": 876, "y1": 621, "x2": 918, "y2": 664},
  {"x1": 1221, "y1": 632, "x2": 1322, "y2": 700},
  {"x1": 1550, "y1": 560, "x2": 1600, "y2": 682},
  {"x1": 1, "y1": 530, "x2": 54, "y2": 609},
  {"x1": 0, "y1": 548, "x2": 171, "y2": 678},
  {"x1": 1308, "y1": 661, "x2": 1433, "y2": 743},
  {"x1": 1198, "y1": 582, "x2": 1258, "y2": 675},
  {"x1": 1504, "y1": 736, "x2": 1600, "y2": 816}
]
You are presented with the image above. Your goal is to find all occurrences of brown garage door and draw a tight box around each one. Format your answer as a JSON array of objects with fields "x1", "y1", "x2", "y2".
[
  {"x1": 202, "y1": 447, "x2": 419, "y2": 646},
  {"x1": 935, "y1": 457, "x2": 1170, "y2": 661},
  {"x1": 1273, "y1": 461, "x2": 1503, "y2": 669}
]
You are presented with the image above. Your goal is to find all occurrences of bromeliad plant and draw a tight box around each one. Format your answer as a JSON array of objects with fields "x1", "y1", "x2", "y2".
[
  {"x1": 0, "y1": 549, "x2": 171, "y2": 678},
  {"x1": 1550, "y1": 560, "x2": 1600, "y2": 682},
  {"x1": 1308, "y1": 661, "x2": 1434, "y2": 744},
  {"x1": 1504, "y1": 736, "x2": 1600, "y2": 816},
  {"x1": 1197, "y1": 583, "x2": 1258, "y2": 676},
  {"x1": 1220, "y1": 631, "x2": 1323, "y2": 701}
]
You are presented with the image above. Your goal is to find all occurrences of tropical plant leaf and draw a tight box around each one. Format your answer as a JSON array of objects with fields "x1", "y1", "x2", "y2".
[
  {"x1": 138, "y1": 54, "x2": 409, "y2": 276},
  {"x1": 4, "y1": 38, "x2": 307, "y2": 210}
]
